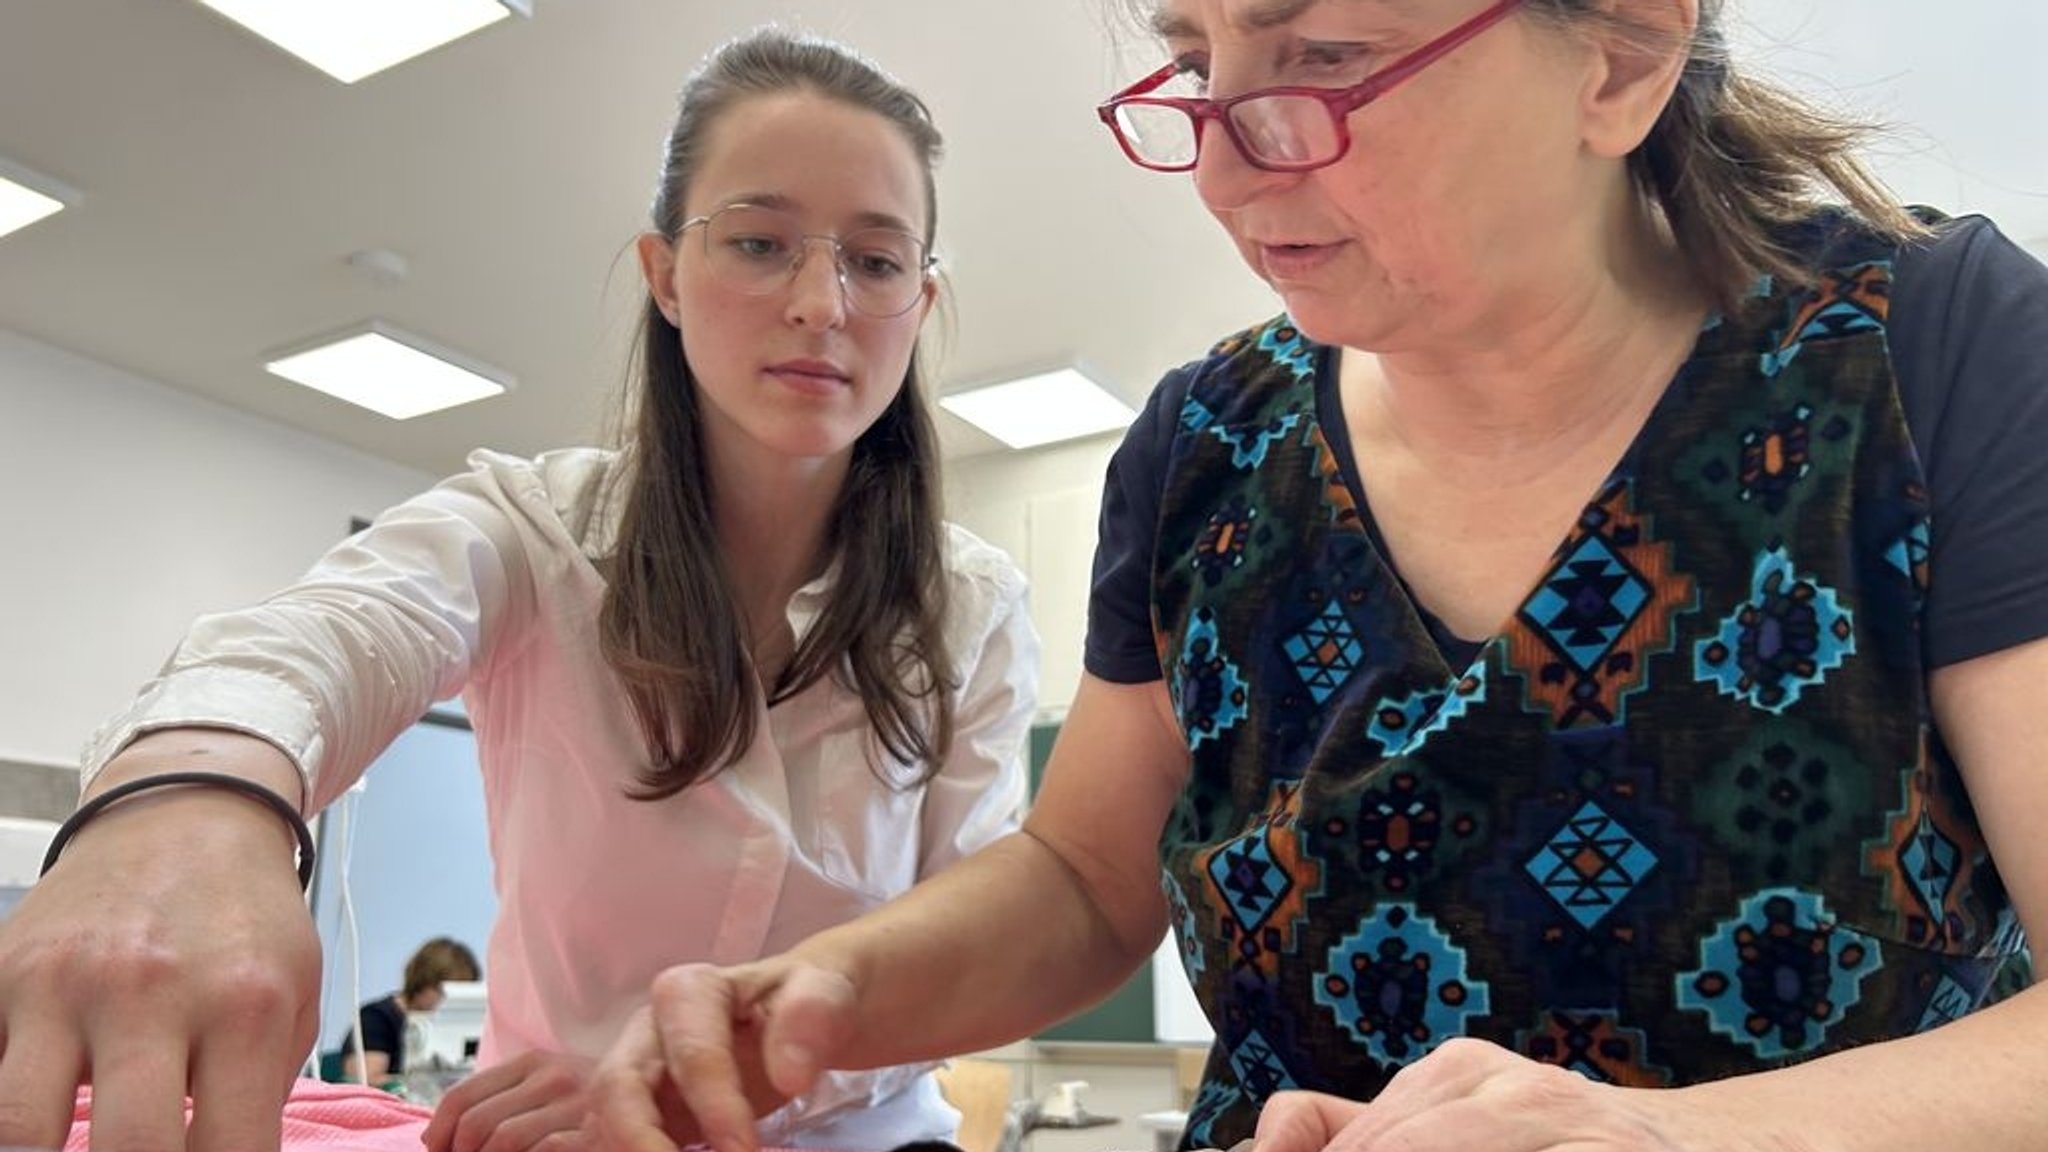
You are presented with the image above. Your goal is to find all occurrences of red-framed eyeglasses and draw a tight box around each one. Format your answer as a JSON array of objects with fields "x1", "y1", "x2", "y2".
[{"x1": 1097, "y1": 0, "x2": 1526, "y2": 173}]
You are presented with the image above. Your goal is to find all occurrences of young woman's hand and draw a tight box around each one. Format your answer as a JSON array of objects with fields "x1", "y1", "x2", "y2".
[
  {"x1": 0, "y1": 758, "x2": 321, "y2": 1152},
  {"x1": 425, "y1": 1049, "x2": 598, "y2": 1152},
  {"x1": 591, "y1": 960, "x2": 859, "y2": 1152}
]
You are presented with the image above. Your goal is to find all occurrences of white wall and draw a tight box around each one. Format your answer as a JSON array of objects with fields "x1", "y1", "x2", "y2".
[
  {"x1": 0, "y1": 329, "x2": 435, "y2": 771},
  {"x1": 310, "y1": 716, "x2": 494, "y2": 1054},
  {"x1": 946, "y1": 434, "x2": 1218, "y2": 1047},
  {"x1": 944, "y1": 435, "x2": 1122, "y2": 722}
]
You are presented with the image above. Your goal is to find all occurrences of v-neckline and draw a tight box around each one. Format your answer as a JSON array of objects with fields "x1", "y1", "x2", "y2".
[{"x1": 1310, "y1": 341, "x2": 1705, "y2": 677}]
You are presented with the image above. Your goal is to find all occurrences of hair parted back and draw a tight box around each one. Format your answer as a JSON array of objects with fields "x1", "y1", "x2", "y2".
[
  {"x1": 402, "y1": 937, "x2": 480, "y2": 1001},
  {"x1": 1109, "y1": 0, "x2": 1928, "y2": 307},
  {"x1": 1522, "y1": 0, "x2": 1927, "y2": 306},
  {"x1": 601, "y1": 27, "x2": 956, "y2": 800}
]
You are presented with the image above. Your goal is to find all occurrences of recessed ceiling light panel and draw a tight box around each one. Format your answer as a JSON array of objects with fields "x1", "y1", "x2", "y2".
[
  {"x1": 195, "y1": 0, "x2": 529, "y2": 83},
  {"x1": 265, "y1": 321, "x2": 513, "y2": 420},
  {"x1": 940, "y1": 366, "x2": 1138, "y2": 450},
  {"x1": 0, "y1": 156, "x2": 78, "y2": 241}
]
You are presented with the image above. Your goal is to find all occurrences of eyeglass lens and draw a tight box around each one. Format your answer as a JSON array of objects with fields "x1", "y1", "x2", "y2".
[
  {"x1": 1230, "y1": 97, "x2": 1340, "y2": 167},
  {"x1": 1115, "y1": 95, "x2": 1341, "y2": 170},
  {"x1": 700, "y1": 205, "x2": 927, "y2": 317},
  {"x1": 1114, "y1": 103, "x2": 1200, "y2": 169}
]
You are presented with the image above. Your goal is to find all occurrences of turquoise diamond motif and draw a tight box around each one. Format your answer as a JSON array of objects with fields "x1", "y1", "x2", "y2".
[
  {"x1": 1900, "y1": 812, "x2": 1959, "y2": 923},
  {"x1": 1524, "y1": 801, "x2": 1658, "y2": 928},
  {"x1": 1522, "y1": 535, "x2": 1651, "y2": 673},
  {"x1": 1207, "y1": 831, "x2": 1292, "y2": 933},
  {"x1": 1284, "y1": 600, "x2": 1363, "y2": 703},
  {"x1": 1227, "y1": 1027, "x2": 1299, "y2": 1097}
]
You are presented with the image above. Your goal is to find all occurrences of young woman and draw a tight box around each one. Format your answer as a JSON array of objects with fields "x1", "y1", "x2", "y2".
[
  {"x1": 0, "y1": 29, "x2": 1037, "y2": 1152},
  {"x1": 595, "y1": 3, "x2": 2048, "y2": 1151}
]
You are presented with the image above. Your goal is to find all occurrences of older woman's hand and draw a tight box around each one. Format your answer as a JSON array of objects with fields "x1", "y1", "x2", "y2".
[
  {"x1": 591, "y1": 960, "x2": 861, "y2": 1152},
  {"x1": 1253, "y1": 1038, "x2": 1764, "y2": 1152}
]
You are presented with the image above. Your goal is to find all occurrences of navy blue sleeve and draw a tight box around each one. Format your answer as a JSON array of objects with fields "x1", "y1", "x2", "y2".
[
  {"x1": 358, "y1": 996, "x2": 403, "y2": 1059},
  {"x1": 1083, "y1": 364, "x2": 1199, "y2": 684},
  {"x1": 1890, "y1": 216, "x2": 2048, "y2": 667}
]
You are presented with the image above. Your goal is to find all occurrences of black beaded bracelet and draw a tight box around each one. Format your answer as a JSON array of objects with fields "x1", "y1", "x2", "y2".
[{"x1": 40, "y1": 770, "x2": 316, "y2": 891}]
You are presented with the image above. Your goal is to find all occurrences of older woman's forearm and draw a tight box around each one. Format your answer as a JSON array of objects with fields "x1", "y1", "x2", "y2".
[
  {"x1": 1676, "y1": 982, "x2": 2048, "y2": 1151},
  {"x1": 789, "y1": 827, "x2": 1164, "y2": 1068}
]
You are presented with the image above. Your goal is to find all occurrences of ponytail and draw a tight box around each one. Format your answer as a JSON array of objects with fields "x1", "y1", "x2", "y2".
[{"x1": 1538, "y1": 2, "x2": 1929, "y2": 306}]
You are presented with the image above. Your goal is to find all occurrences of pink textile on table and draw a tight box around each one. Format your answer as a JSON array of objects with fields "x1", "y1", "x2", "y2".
[
  {"x1": 67, "y1": 1077, "x2": 842, "y2": 1151},
  {"x1": 67, "y1": 1077, "x2": 433, "y2": 1151}
]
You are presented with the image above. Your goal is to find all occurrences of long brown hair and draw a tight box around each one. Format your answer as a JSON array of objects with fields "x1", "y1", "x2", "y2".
[
  {"x1": 601, "y1": 29, "x2": 955, "y2": 800},
  {"x1": 1523, "y1": 0, "x2": 1928, "y2": 307}
]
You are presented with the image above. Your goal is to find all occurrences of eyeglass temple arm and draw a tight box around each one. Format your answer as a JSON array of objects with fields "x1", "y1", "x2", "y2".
[
  {"x1": 1097, "y1": 61, "x2": 1182, "y2": 121},
  {"x1": 1338, "y1": 0, "x2": 1526, "y2": 111},
  {"x1": 1099, "y1": 0, "x2": 1526, "y2": 119}
]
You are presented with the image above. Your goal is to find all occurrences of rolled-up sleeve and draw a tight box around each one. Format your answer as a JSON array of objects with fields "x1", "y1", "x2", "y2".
[{"x1": 81, "y1": 450, "x2": 549, "y2": 813}]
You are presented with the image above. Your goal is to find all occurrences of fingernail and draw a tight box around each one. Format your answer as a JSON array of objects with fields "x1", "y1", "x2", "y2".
[{"x1": 778, "y1": 1042, "x2": 815, "y2": 1075}]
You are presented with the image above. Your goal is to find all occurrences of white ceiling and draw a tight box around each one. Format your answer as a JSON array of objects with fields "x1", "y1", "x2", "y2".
[{"x1": 2, "y1": 1, "x2": 2043, "y2": 478}]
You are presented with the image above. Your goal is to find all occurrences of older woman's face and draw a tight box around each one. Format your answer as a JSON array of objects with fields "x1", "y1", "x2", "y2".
[{"x1": 1156, "y1": 0, "x2": 1607, "y2": 352}]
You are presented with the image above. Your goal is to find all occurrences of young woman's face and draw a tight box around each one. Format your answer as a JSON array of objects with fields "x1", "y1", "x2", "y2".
[
  {"x1": 1154, "y1": 0, "x2": 1606, "y2": 353},
  {"x1": 639, "y1": 90, "x2": 935, "y2": 470}
]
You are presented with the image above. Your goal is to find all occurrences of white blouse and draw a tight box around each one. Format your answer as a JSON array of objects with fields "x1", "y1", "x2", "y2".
[{"x1": 84, "y1": 447, "x2": 1040, "y2": 1147}]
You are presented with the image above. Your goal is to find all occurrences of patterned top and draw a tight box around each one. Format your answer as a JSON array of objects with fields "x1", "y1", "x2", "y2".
[{"x1": 1130, "y1": 214, "x2": 2031, "y2": 1147}]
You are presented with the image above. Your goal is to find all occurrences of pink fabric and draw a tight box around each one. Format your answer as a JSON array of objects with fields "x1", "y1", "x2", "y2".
[
  {"x1": 66, "y1": 1078, "x2": 832, "y2": 1151},
  {"x1": 67, "y1": 1077, "x2": 433, "y2": 1151}
]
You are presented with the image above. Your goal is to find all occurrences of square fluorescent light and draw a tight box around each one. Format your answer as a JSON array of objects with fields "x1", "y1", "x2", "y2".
[
  {"x1": 941, "y1": 366, "x2": 1138, "y2": 450},
  {"x1": 196, "y1": 0, "x2": 529, "y2": 84},
  {"x1": 0, "y1": 157, "x2": 78, "y2": 241},
  {"x1": 265, "y1": 322, "x2": 512, "y2": 420}
]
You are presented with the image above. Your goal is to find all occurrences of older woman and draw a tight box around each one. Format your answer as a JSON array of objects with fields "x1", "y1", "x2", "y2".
[{"x1": 597, "y1": 3, "x2": 2048, "y2": 1151}]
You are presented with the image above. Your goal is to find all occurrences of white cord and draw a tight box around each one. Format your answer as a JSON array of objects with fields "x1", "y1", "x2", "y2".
[{"x1": 338, "y1": 784, "x2": 369, "y2": 1086}]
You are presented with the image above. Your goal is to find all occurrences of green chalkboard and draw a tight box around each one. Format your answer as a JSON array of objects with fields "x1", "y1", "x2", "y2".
[
  {"x1": 1025, "y1": 722, "x2": 1060, "y2": 796},
  {"x1": 1026, "y1": 722, "x2": 1156, "y2": 1043}
]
